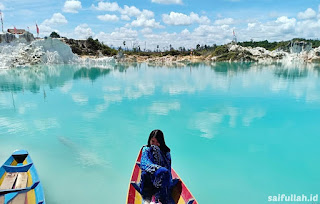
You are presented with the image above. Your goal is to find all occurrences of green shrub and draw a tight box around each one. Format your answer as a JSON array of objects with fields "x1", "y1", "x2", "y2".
[
  {"x1": 213, "y1": 45, "x2": 229, "y2": 56},
  {"x1": 50, "y1": 32, "x2": 60, "y2": 38},
  {"x1": 71, "y1": 45, "x2": 83, "y2": 55}
]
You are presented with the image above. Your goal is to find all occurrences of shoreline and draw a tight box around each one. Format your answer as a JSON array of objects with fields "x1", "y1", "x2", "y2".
[
  {"x1": 118, "y1": 54, "x2": 207, "y2": 63},
  {"x1": 2, "y1": 36, "x2": 320, "y2": 69}
]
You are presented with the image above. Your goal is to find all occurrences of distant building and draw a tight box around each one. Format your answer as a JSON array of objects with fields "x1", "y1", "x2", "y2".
[{"x1": 7, "y1": 29, "x2": 26, "y2": 35}]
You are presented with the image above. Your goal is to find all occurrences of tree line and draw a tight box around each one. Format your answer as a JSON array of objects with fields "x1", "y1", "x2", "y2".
[{"x1": 48, "y1": 32, "x2": 320, "y2": 57}]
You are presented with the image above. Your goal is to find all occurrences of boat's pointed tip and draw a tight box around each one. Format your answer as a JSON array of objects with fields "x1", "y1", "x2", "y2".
[{"x1": 12, "y1": 149, "x2": 29, "y2": 155}]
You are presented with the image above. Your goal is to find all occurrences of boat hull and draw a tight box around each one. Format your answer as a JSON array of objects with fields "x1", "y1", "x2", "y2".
[
  {"x1": 127, "y1": 147, "x2": 198, "y2": 204},
  {"x1": 0, "y1": 150, "x2": 45, "y2": 204}
]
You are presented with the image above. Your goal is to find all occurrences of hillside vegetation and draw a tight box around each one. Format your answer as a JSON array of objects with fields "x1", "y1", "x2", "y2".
[{"x1": 49, "y1": 32, "x2": 320, "y2": 61}]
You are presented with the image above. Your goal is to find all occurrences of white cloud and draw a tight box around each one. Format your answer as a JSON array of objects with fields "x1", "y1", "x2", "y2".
[
  {"x1": 130, "y1": 10, "x2": 162, "y2": 28},
  {"x1": 121, "y1": 5, "x2": 141, "y2": 17},
  {"x1": 0, "y1": 3, "x2": 5, "y2": 10},
  {"x1": 193, "y1": 24, "x2": 232, "y2": 40},
  {"x1": 42, "y1": 13, "x2": 68, "y2": 26},
  {"x1": 90, "y1": 5, "x2": 320, "y2": 49},
  {"x1": 151, "y1": 0, "x2": 183, "y2": 5},
  {"x1": 38, "y1": 24, "x2": 54, "y2": 36},
  {"x1": 275, "y1": 16, "x2": 296, "y2": 33},
  {"x1": 95, "y1": 27, "x2": 138, "y2": 47},
  {"x1": 214, "y1": 18, "x2": 235, "y2": 25},
  {"x1": 131, "y1": 17, "x2": 162, "y2": 28},
  {"x1": 141, "y1": 24, "x2": 233, "y2": 49},
  {"x1": 39, "y1": 13, "x2": 67, "y2": 36},
  {"x1": 248, "y1": 22, "x2": 256, "y2": 29},
  {"x1": 190, "y1": 12, "x2": 210, "y2": 24},
  {"x1": 297, "y1": 8, "x2": 316, "y2": 19},
  {"x1": 74, "y1": 24, "x2": 94, "y2": 39},
  {"x1": 295, "y1": 19, "x2": 320, "y2": 39},
  {"x1": 162, "y1": 12, "x2": 192, "y2": 25},
  {"x1": 141, "y1": 27, "x2": 153, "y2": 34},
  {"x1": 92, "y1": 1, "x2": 120, "y2": 12},
  {"x1": 140, "y1": 9, "x2": 154, "y2": 18},
  {"x1": 243, "y1": 16, "x2": 297, "y2": 42},
  {"x1": 181, "y1": 28, "x2": 190, "y2": 35},
  {"x1": 92, "y1": 3, "x2": 162, "y2": 28},
  {"x1": 63, "y1": 0, "x2": 82, "y2": 13},
  {"x1": 121, "y1": 15, "x2": 131, "y2": 21},
  {"x1": 97, "y1": 14, "x2": 119, "y2": 22},
  {"x1": 162, "y1": 12, "x2": 210, "y2": 25}
]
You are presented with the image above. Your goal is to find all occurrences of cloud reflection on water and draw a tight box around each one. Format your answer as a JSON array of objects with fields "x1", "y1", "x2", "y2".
[
  {"x1": 1, "y1": 63, "x2": 320, "y2": 130},
  {"x1": 149, "y1": 101, "x2": 181, "y2": 115},
  {"x1": 0, "y1": 117, "x2": 28, "y2": 134},
  {"x1": 0, "y1": 63, "x2": 319, "y2": 103},
  {"x1": 34, "y1": 118, "x2": 60, "y2": 132},
  {"x1": 72, "y1": 93, "x2": 89, "y2": 105},
  {"x1": 191, "y1": 106, "x2": 266, "y2": 139}
]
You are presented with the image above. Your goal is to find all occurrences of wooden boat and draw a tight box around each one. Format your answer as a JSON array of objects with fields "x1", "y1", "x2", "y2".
[
  {"x1": 0, "y1": 150, "x2": 45, "y2": 204},
  {"x1": 127, "y1": 147, "x2": 198, "y2": 204}
]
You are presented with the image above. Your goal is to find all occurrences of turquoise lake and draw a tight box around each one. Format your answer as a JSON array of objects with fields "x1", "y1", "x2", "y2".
[{"x1": 1, "y1": 62, "x2": 320, "y2": 204}]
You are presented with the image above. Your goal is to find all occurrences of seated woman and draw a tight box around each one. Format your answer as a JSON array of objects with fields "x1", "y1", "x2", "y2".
[{"x1": 139, "y1": 129, "x2": 175, "y2": 204}]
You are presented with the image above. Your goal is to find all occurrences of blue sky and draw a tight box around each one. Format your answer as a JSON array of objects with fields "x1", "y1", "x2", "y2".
[{"x1": 1, "y1": 0, "x2": 320, "y2": 49}]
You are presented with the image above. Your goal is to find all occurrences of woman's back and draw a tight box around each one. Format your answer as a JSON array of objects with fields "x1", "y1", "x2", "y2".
[
  {"x1": 141, "y1": 145, "x2": 171, "y2": 174},
  {"x1": 138, "y1": 130, "x2": 175, "y2": 204}
]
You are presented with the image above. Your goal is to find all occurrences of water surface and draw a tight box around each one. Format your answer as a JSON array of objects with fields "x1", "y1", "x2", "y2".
[{"x1": 0, "y1": 62, "x2": 320, "y2": 204}]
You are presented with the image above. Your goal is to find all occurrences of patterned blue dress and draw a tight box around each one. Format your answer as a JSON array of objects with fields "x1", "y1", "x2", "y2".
[{"x1": 140, "y1": 145, "x2": 174, "y2": 204}]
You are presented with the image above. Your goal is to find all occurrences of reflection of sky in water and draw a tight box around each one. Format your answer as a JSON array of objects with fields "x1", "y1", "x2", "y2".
[{"x1": 0, "y1": 63, "x2": 320, "y2": 204}]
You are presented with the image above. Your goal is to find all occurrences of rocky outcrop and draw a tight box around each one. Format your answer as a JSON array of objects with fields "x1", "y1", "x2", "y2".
[
  {"x1": 211, "y1": 44, "x2": 287, "y2": 62},
  {"x1": 0, "y1": 32, "x2": 35, "y2": 44},
  {"x1": 19, "y1": 32, "x2": 35, "y2": 43},
  {"x1": 0, "y1": 38, "x2": 117, "y2": 69},
  {"x1": 0, "y1": 33, "x2": 16, "y2": 43},
  {"x1": 0, "y1": 43, "x2": 43, "y2": 68},
  {"x1": 0, "y1": 38, "x2": 78, "y2": 68},
  {"x1": 210, "y1": 44, "x2": 320, "y2": 63},
  {"x1": 62, "y1": 37, "x2": 117, "y2": 56},
  {"x1": 32, "y1": 38, "x2": 78, "y2": 64}
]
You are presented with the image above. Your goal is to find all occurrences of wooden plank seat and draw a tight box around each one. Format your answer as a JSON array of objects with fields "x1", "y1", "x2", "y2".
[
  {"x1": 10, "y1": 172, "x2": 28, "y2": 204},
  {"x1": 0, "y1": 173, "x2": 18, "y2": 204},
  {"x1": 0, "y1": 173, "x2": 18, "y2": 190},
  {"x1": 0, "y1": 172, "x2": 28, "y2": 204}
]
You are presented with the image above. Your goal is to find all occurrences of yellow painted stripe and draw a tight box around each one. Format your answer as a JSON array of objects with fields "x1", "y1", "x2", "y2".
[
  {"x1": 26, "y1": 170, "x2": 32, "y2": 187},
  {"x1": 134, "y1": 168, "x2": 142, "y2": 204},
  {"x1": 137, "y1": 169, "x2": 141, "y2": 183},
  {"x1": 177, "y1": 197, "x2": 185, "y2": 204},
  {"x1": 27, "y1": 170, "x2": 36, "y2": 204},
  {"x1": 27, "y1": 189, "x2": 36, "y2": 204},
  {"x1": 11, "y1": 160, "x2": 17, "y2": 166},
  {"x1": 23, "y1": 160, "x2": 27, "y2": 165},
  {"x1": 0, "y1": 172, "x2": 7, "y2": 186},
  {"x1": 134, "y1": 190, "x2": 142, "y2": 204}
]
